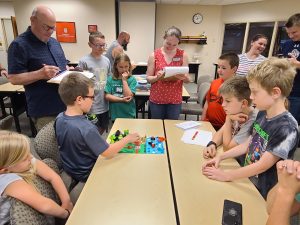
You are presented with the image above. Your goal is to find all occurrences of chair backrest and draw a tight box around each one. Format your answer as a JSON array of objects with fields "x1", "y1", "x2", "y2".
[
  {"x1": 197, "y1": 82, "x2": 210, "y2": 108},
  {"x1": 34, "y1": 121, "x2": 62, "y2": 169},
  {"x1": 197, "y1": 74, "x2": 212, "y2": 92},
  {"x1": 0, "y1": 115, "x2": 13, "y2": 130},
  {"x1": 9, "y1": 158, "x2": 59, "y2": 225}
]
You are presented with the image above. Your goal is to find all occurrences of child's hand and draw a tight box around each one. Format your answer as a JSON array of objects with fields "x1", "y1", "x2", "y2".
[
  {"x1": 61, "y1": 200, "x2": 73, "y2": 213},
  {"x1": 203, "y1": 145, "x2": 217, "y2": 159},
  {"x1": 228, "y1": 113, "x2": 248, "y2": 124},
  {"x1": 288, "y1": 54, "x2": 300, "y2": 68},
  {"x1": 202, "y1": 166, "x2": 230, "y2": 182},
  {"x1": 125, "y1": 132, "x2": 140, "y2": 143},
  {"x1": 0, "y1": 69, "x2": 8, "y2": 78},
  {"x1": 122, "y1": 96, "x2": 132, "y2": 102},
  {"x1": 122, "y1": 72, "x2": 130, "y2": 80},
  {"x1": 276, "y1": 160, "x2": 300, "y2": 194},
  {"x1": 202, "y1": 155, "x2": 221, "y2": 169}
]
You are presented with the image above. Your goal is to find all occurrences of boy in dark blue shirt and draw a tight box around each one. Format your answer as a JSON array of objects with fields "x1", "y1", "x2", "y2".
[{"x1": 56, "y1": 73, "x2": 140, "y2": 182}]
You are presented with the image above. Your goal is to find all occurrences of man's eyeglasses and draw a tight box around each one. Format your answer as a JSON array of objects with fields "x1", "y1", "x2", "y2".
[
  {"x1": 35, "y1": 16, "x2": 56, "y2": 32},
  {"x1": 84, "y1": 95, "x2": 95, "y2": 100},
  {"x1": 90, "y1": 42, "x2": 107, "y2": 49},
  {"x1": 42, "y1": 23, "x2": 56, "y2": 32}
]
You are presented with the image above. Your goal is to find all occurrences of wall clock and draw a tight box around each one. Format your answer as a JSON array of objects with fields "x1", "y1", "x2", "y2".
[{"x1": 193, "y1": 13, "x2": 203, "y2": 24}]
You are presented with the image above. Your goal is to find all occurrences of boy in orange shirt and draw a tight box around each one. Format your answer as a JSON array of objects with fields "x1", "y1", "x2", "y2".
[{"x1": 201, "y1": 53, "x2": 239, "y2": 130}]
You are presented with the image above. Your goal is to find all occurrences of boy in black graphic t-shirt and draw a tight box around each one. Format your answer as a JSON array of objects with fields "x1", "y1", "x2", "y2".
[{"x1": 202, "y1": 58, "x2": 299, "y2": 198}]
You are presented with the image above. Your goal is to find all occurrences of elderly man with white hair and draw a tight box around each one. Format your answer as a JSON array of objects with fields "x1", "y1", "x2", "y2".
[{"x1": 7, "y1": 5, "x2": 69, "y2": 131}]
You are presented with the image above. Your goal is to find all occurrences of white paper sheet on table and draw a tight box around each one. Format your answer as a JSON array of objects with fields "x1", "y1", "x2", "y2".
[
  {"x1": 176, "y1": 121, "x2": 201, "y2": 130},
  {"x1": 163, "y1": 66, "x2": 189, "y2": 78},
  {"x1": 181, "y1": 128, "x2": 212, "y2": 146},
  {"x1": 48, "y1": 70, "x2": 94, "y2": 84}
]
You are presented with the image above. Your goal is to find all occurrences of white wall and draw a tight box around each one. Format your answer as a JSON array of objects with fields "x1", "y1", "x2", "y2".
[
  {"x1": 3, "y1": 0, "x2": 300, "y2": 76},
  {"x1": 12, "y1": 0, "x2": 115, "y2": 63},
  {"x1": 0, "y1": 1, "x2": 15, "y2": 68},
  {"x1": 222, "y1": 0, "x2": 300, "y2": 23},
  {"x1": 156, "y1": 4, "x2": 223, "y2": 77},
  {"x1": 120, "y1": 2, "x2": 155, "y2": 63},
  {"x1": 156, "y1": 0, "x2": 300, "y2": 77},
  {"x1": 0, "y1": 1, "x2": 15, "y2": 17}
]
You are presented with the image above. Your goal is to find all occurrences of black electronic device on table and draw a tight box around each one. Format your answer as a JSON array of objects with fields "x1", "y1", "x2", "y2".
[{"x1": 222, "y1": 199, "x2": 243, "y2": 225}]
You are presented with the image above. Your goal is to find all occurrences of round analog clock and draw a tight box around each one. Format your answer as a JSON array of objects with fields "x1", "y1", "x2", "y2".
[{"x1": 192, "y1": 13, "x2": 203, "y2": 24}]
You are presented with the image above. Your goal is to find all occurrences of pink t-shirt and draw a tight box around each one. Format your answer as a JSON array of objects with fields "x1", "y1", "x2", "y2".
[{"x1": 149, "y1": 48, "x2": 184, "y2": 104}]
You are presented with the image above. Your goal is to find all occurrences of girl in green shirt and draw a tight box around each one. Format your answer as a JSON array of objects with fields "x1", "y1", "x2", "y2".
[{"x1": 105, "y1": 54, "x2": 137, "y2": 121}]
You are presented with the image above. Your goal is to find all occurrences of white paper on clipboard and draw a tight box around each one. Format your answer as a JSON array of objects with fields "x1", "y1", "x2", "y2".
[
  {"x1": 163, "y1": 66, "x2": 189, "y2": 78},
  {"x1": 47, "y1": 71, "x2": 94, "y2": 84}
]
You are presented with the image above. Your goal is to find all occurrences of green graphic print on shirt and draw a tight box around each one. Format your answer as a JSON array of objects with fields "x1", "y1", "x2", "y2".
[{"x1": 244, "y1": 121, "x2": 269, "y2": 166}]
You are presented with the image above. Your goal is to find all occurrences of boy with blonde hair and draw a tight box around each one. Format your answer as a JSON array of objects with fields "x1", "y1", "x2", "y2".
[
  {"x1": 55, "y1": 73, "x2": 140, "y2": 183},
  {"x1": 202, "y1": 58, "x2": 299, "y2": 198},
  {"x1": 202, "y1": 53, "x2": 239, "y2": 130},
  {"x1": 204, "y1": 76, "x2": 258, "y2": 159}
]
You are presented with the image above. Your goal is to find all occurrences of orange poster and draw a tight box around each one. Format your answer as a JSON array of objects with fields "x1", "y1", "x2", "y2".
[
  {"x1": 88, "y1": 25, "x2": 98, "y2": 33},
  {"x1": 56, "y1": 22, "x2": 76, "y2": 43}
]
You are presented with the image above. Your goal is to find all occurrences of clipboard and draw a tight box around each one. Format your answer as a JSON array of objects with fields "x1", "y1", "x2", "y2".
[
  {"x1": 163, "y1": 66, "x2": 189, "y2": 78},
  {"x1": 47, "y1": 70, "x2": 94, "y2": 84}
]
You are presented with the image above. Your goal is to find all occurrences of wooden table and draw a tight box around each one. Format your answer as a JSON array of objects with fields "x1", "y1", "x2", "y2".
[
  {"x1": 0, "y1": 82, "x2": 22, "y2": 116},
  {"x1": 135, "y1": 81, "x2": 190, "y2": 119},
  {"x1": 0, "y1": 82, "x2": 26, "y2": 132},
  {"x1": 164, "y1": 120, "x2": 268, "y2": 225},
  {"x1": 66, "y1": 119, "x2": 177, "y2": 225},
  {"x1": 0, "y1": 82, "x2": 23, "y2": 92}
]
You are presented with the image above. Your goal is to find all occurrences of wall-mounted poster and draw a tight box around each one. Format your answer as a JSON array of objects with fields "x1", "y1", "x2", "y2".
[
  {"x1": 88, "y1": 25, "x2": 98, "y2": 33},
  {"x1": 56, "y1": 22, "x2": 76, "y2": 43}
]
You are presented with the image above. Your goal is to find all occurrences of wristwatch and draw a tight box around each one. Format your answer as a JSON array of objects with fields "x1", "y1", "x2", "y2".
[{"x1": 206, "y1": 141, "x2": 217, "y2": 148}]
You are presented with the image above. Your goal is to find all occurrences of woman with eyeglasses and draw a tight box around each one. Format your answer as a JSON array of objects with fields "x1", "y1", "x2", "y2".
[{"x1": 146, "y1": 26, "x2": 190, "y2": 120}]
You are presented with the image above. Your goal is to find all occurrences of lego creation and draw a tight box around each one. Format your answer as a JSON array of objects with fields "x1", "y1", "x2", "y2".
[{"x1": 109, "y1": 130, "x2": 165, "y2": 154}]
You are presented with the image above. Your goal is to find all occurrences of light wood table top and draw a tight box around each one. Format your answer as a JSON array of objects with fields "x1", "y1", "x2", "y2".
[
  {"x1": 0, "y1": 82, "x2": 23, "y2": 92},
  {"x1": 66, "y1": 119, "x2": 176, "y2": 225},
  {"x1": 164, "y1": 120, "x2": 268, "y2": 225},
  {"x1": 136, "y1": 85, "x2": 190, "y2": 98}
]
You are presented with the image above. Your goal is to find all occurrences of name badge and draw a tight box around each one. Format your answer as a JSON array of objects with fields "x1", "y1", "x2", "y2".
[
  {"x1": 116, "y1": 87, "x2": 123, "y2": 93},
  {"x1": 172, "y1": 57, "x2": 181, "y2": 62}
]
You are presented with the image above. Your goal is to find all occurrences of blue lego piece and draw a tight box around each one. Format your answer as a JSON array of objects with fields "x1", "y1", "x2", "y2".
[{"x1": 145, "y1": 136, "x2": 165, "y2": 154}]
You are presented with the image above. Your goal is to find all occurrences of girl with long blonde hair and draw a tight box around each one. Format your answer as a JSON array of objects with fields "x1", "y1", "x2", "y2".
[{"x1": 0, "y1": 131, "x2": 73, "y2": 224}]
